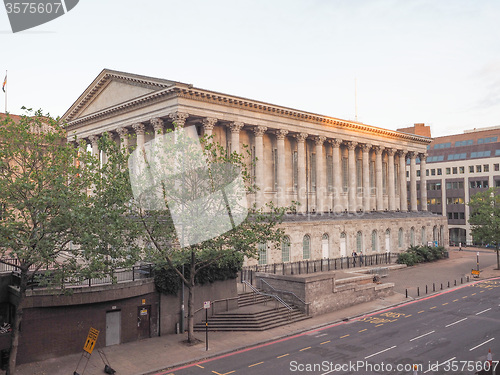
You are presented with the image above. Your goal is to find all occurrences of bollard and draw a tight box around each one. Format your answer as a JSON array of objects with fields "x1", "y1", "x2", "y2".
[
  {"x1": 406, "y1": 289, "x2": 408, "y2": 298},
  {"x1": 466, "y1": 276, "x2": 469, "y2": 282},
  {"x1": 461, "y1": 277, "x2": 463, "y2": 284},
  {"x1": 417, "y1": 286, "x2": 420, "y2": 297},
  {"x1": 454, "y1": 279, "x2": 456, "y2": 286},
  {"x1": 441, "y1": 283, "x2": 443, "y2": 290},
  {"x1": 426, "y1": 285, "x2": 428, "y2": 294},
  {"x1": 448, "y1": 281, "x2": 450, "y2": 288},
  {"x1": 433, "y1": 283, "x2": 435, "y2": 292}
]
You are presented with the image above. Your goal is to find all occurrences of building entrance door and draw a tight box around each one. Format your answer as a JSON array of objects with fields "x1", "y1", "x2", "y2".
[
  {"x1": 137, "y1": 305, "x2": 151, "y2": 340},
  {"x1": 106, "y1": 310, "x2": 121, "y2": 346}
]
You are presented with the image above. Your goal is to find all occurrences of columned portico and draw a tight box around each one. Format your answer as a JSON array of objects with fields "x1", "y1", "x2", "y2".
[
  {"x1": 276, "y1": 129, "x2": 289, "y2": 208},
  {"x1": 89, "y1": 135, "x2": 99, "y2": 158},
  {"x1": 374, "y1": 146, "x2": 384, "y2": 211},
  {"x1": 132, "y1": 123, "x2": 146, "y2": 149},
  {"x1": 387, "y1": 149, "x2": 396, "y2": 211},
  {"x1": 117, "y1": 127, "x2": 129, "y2": 151},
  {"x1": 420, "y1": 153, "x2": 428, "y2": 212},
  {"x1": 229, "y1": 122, "x2": 244, "y2": 154},
  {"x1": 409, "y1": 151, "x2": 418, "y2": 212},
  {"x1": 315, "y1": 136, "x2": 326, "y2": 212},
  {"x1": 254, "y1": 126, "x2": 267, "y2": 209},
  {"x1": 151, "y1": 117, "x2": 164, "y2": 136},
  {"x1": 169, "y1": 111, "x2": 189, "y2": 128},
  {"x1": 362, "y1": 143, "x2": 371, "y2": 212},
  {"x1": 347, "y1": 141, "x2": 357, "y2": 212},
  {"x1": 398, "y1": 150, "x2": 408, "y2": 211},
  {"x1": 295, "y1": 133, "x2": 308, "y2": 213},
  {"x1": 202, "y1": 117, "x2": 217, "y2": 139},
  {"x1": 330, "y1": 139, "x2": 342, "y2": 212}
]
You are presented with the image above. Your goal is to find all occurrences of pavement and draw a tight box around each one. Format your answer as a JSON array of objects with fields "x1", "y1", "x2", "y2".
[{"x1": 11, "y1": 247, "x2": 500, "y2": 375}]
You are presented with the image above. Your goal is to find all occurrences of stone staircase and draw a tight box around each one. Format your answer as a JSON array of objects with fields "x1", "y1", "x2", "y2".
[{"x1": 193, "y1": 291, "x2": 310, "y2": 332}]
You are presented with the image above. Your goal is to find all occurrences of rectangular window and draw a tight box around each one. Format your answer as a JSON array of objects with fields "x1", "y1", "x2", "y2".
[
  {"x1": 342, "y1": 157, "x2": 348, "y2": 193},
  {"x1": 426, "y1": 169, "x2": 429, "y2": 176},
  {"x1": 446, "y1": 168, "x2": 451, "y2": 175},
  {"x1": 484, "y1": 180, "x2": 489, "y2": 188},
  {"x1": 470, "y1": 181, "x2": 476, "y2": 189},
  {"x1": 431, "y1": 169, "x2": 436, "y2": 176},
  {"x1": 459, "y1": 212, "x2": 465, "y2": 220},
  {"x1": 417, "y1": 170, "x2": 421, "y2": 177},
  {"x1": 469, "y1": 166, "x2": 474, "y2": 173},
  {"x1": 496, "y1": 150, "x2": 500, "y2": 156},
  {"x1": 437, "y1": 168, "x2": 442, "y2": 175},
  {"x1": 326, "y1": 154, "x2": 333, "y2": 192},
  {"x1": 496, "y1": 180, "x2": 500, "y2": 188},
  {"x1": 484, "y1": 164, "x2": 489, "y2": 172},
  {"x1": 446, "y1": 182, "x2": 452, "y2": 190},
  {"x1": 453, "y1": 212, "x2": 459, "y2": 220},
  {"x1": 459, "y1": 166, "x2": 464, "y2": 174},
  {"x1": 448, "y1": 212, "x2": 453, "y2": 219},
  {"x1": 495, "y1": 164, "x2": 500, "y2": 172},
  {"x1": 258, "y1": 243, "x2": 267, "y2": 265},
  {"x1": 311, "y1": 153, "x2": 316, "y2": 192},
  {"x1": 476, "y1": 165, "x2": 482, "y2": 173},
  {"x1": 453, "y1": 167, "x2": 458, "y2": 174},
  {"x1": 458, "y1": 181, "x2": 464, "y2": 189},
  {"x1": 293, "y1": 151, "x2": 298, "y2": 192}
]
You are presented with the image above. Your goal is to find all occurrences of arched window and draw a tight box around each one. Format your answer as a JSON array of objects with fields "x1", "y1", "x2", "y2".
[
  {"x1": 398, "y1": 228, "x2": 403, "y2": 248},
  {"x1": 421, "y1": 226, "x2": 426, "y2": 245},
  {"x1": 303, "y1": 235, "x2": 311, "y2": 260},
  {"x1": 385, "y1": 229, "x2": 391, "y2": 253},
  {"x1": 371, "y1": 230, "x2": 378, "y2": 252},
  {"x1": 322, "y1": 233, "x2": 329, "y2": 259},
  {"x1": 411, "y1": 227, "x2": 415, "y2": 246},
  {"x1": 282, "y1": 236, "x2": 290, "y2": 263},
  {"x1": 258, "y1": 243, "x2": 267, "y2": 265},
  {"x1": 356, "y1": 231, "x2": 363, "y2": 253},
  {"x1": 433, "y1": 226, "x2": 438, "y2": 243},
  {"x1": 339, "y1": 232, "x2": 347, "y2": 257}
]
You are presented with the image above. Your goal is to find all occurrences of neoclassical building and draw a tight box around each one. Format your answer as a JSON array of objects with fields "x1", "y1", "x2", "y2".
[{"x1": 62, "y1": 69, "x2": 448, "y2": 265}]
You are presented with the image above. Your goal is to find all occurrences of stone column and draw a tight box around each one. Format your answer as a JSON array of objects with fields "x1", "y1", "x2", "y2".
[
  {"x1": 295, "y1": 133, "x2": 308, "y2": 213},
  {"x1": 168, "y1": 111, "x2": 189, "y2": 128},
  {"x1": 89, "y1": 135, "x2": 99, "y2": 158},
  {"x1": 409, "y1": 151, "x2": 418, "y2": 212},
  {"x1": 202, "y1": 117, "x2": 217, "y2": 140},
  {"x1": 387, "y1": 148, "x2": 396, "y2": 211},
  {"x1": 330, "y1": 139, "x2": 342, "y2": 212},
  {"x1": 314, "y1": 136, "x2": 326, "y2": 212},
  {"x1": 117, "y1": 127, "x2": 129, "y2": 152},
  {"x1": 420, "y1": 153, "x2": 428, "y2": 212},
  {"x1": 346, "y1": 141, "x2": 357, "y2": 212},
  {"x1": 398, "y1": 150, "x2": 408, "y2": 211},
  {"x1": 229, "y1": 122, "x2": 244, "y2": 154},
  {"x1": 151, "y1": 117, "x2": 164, "y2": 137},
  {"x1": 78, "y1": 139, "x2": 87, "y2": 169},
  {"x1": 276, "y1": 129, "x2": 289, "y2": 208},
  {"x1": 374, "y1": 146, "x2": 384, "y2": 211},
  {"x1": 133, "y1": 123, "x2": 146, "y2": 149},
  {"x1": 254, "y1": 126, "x2": 267, "y2": 209},
  {"x1": 362, "y1": 143, "x2": 371, "y2": 212}
]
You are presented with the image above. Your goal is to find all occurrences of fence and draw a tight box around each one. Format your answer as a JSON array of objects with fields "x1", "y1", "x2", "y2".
[
  {"x1": 8, "y1": 263, "x2": 154, "y2": 291},
  {"x1": 404, "y1": 276, "x2": 471, "y2": 298},
  {"x1": 239, "y1": 253, "x2": 398, "y2": 284}
]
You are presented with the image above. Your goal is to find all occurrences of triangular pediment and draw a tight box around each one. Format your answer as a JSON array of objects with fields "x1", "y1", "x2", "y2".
[{"x1": 62, "y1": 69, "x2": 181, "y2": 122}]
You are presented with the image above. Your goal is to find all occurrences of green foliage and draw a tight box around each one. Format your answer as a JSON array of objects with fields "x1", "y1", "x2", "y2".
[
  {"x1": 468, "y1": 188, "x2": 500, "y2": 249},
  {"x1": 397, "y1": 245, "x2": 446, "y2": 266}
]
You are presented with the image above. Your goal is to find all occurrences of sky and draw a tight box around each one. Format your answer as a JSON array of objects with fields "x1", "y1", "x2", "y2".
[{"x1": 1, "y1": 0, "x2": 500, "y2": 137}]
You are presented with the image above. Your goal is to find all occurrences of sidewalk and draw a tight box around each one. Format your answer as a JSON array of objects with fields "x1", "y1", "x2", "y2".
[{"x1": 13, "y1": 249, "x2": 500, "y2": 375}]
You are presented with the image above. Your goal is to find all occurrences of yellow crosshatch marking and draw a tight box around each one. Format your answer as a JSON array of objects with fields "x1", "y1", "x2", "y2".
[{"x1": 83, "y1": 327, "x2": 99, "y2": 354}]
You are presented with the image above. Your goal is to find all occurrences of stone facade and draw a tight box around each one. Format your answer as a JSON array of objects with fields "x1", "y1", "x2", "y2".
[{"x1": 62, "y1": 69, "x2": 448, "y2": 266}]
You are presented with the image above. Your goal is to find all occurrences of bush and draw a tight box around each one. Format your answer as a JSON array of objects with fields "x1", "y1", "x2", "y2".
[{"x1": 397, "y1": 245, "x2": 447, "y2": 266}]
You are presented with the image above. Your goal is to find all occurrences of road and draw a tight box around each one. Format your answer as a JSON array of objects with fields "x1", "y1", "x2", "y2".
[{"x1": 160, "y1": 278, "x2": 500, "y2": 375}]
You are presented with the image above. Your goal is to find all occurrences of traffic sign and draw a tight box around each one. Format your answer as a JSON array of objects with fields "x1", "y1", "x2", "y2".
[
  {"x1": 203, "y1": 301, "x2": 211, "y2": 309},
  {"x1": 83, "y1": 327, "x2": 99, "y2": 354}
]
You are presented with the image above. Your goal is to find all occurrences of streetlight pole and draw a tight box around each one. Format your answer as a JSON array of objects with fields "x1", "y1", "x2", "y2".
[{"x1": 477, "y1": 251, "x2": 480, "y2": 272}]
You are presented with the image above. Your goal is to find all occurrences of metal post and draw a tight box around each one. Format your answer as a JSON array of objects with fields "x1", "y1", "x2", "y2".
[
  {"x1": 205, "y1": 308, "x2": 208, "y2": 351},
  {"x1": 406, "y1": 289, "x2": 408, "y2": 298},
  {"x1": 476, "y1": 251, "x2": 480, "y2": 273},
  {"x1": 433, "y1": 283, "x2": 435, "y2": 292},
  {"x1": 417, "y1": 286, "x2": 420, "y2": 297},
  {"x1": 426, "y1": 285, "x2": 428, "y2": 294}
]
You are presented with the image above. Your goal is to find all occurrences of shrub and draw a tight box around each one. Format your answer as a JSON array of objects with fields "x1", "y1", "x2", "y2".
[{"x1": 397, "y1": 245, "x2": 447, "y2": 266}]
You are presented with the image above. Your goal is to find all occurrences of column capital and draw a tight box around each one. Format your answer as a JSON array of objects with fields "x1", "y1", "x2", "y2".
[
  {"x1": 202, "y1": 117, "x2": 218, "y2": 131},
  {"x1": 151, "y1": 117, "x2": 164, "y2": 134},
  {"x1": 373, "y1": 145, "x2": 385, "y2": 155},
  {"x1": 419, "y1": 152, "x2": 427, "y2": 162},
  {"x1": 386, "y1": 148, "x2": 396, "y2": 156},
  {"x1": 169, "y1": 111, "x2": 189, "y2": 127},
  {"x1": 294, "y1": 132, "x2": 308, "y2": 143},
  {"x1": 253, "y1": 125, "x2": 267, "y2": 137},
  {"x1": 88, "y1": 135, "x2": 99, "y2": 146},
  {"x1": 361, "y1": 143, "x2": 372, "y2": 152},
  {"x1": 229, "y1": 121, "x2": 244, "y2": 133},
  {"x1": 346, "y1": 140, "x2": 358, "y2": 151},
  {"x1": 397, "y1": 149, "x2": 407, "y2": 157},
  {"x1": 328, "y1": 138, "x2": 342, "y2": 148},
  {"x1": 116, "y1": 127, "x2": 129, "y2": 137},
  {"x1": 132, "y1": 122, "x2": 146, "y2": 135},
  {"x1": 408, "y1": 151, "x2": 417, "y2": 159},
  {"x1": 314, "y1": 135, "x2": 326, "y2": 146},
  {"x1": 275, "y1": 129, "x2": 289, "y2": 140}
]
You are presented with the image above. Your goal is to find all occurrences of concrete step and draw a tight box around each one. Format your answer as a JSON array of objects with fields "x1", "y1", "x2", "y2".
[{"x1": 237, "y1": 291, "x2": 273, "y2": 307}]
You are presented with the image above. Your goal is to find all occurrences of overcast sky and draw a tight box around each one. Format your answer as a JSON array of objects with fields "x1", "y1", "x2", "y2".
[{"x1": 1, "y1": 0, "x2": 499, "y2": 137}]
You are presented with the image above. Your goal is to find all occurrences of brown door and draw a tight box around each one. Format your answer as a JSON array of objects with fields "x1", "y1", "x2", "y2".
[{"x1": 137, "y1": 305, "x2": 150, "y2": 339}]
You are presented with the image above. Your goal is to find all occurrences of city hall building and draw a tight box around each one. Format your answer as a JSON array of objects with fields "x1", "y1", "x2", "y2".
[{"x1": 62, "y1": 69, "x2": 448, "y2": 264}]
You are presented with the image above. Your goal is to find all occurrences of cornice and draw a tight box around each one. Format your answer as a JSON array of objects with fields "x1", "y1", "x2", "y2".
[{"x1": 64, "y1": 77, "x2": 431, "y2": 145}]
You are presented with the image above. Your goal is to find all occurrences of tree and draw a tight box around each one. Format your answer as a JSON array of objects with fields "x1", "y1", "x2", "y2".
[
  {"x1": 0, "y1": 110, "x2": 139, "y2": 374},
  {"x1": 468, "y1": 187, "x2": 500, "y2": 270},
  {"x1": 129, "y1": 126, "x2": 289, "y2": 343}
]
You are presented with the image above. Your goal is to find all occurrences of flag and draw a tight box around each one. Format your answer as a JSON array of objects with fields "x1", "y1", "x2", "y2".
[{"x1": 2, "y1": 73, "x2": 6, "y2": 93}]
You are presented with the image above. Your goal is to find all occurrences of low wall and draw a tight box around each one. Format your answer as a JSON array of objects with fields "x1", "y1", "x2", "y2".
[{"x1": 256, "y1": 271, "x2": 394, "y2": 316}]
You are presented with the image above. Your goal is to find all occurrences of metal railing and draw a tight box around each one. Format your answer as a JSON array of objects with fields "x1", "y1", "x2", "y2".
[
  {"x1": 242, "y1": 280, "x2": 293, "y2": 319},
  {"x1": 240, "y1": 253, "x2": 397, "y2": 284},
  {"x1": 258, "y1": 278, "x2": 309, "y2": 316},
  {"x1": 193, "y1": 296, "x2": 240, "y2": 321}
]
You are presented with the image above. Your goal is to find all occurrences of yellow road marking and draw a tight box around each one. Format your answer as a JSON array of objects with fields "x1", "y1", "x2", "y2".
[
  {"x1": 418, "y1": 310, "x2": 425, "y2": 314},
  {"x1": 320, "y1": 340, "x2": 331, "y2": 345},
  {"x1": 196, "y1": 364, "x2": 205, "y2": 368},
  {"x1": 442, "y1": 303, "x2": 448, "y2": 306},
  {"x1": 359, "y1": 329, "x2": 367, "y2": 333},
  {"x1": 471, "y1": 293, "x2": 476, "y2": 296},
  {"x1": 480, "y1": 291, "x2": 485, "y2": 293},
  {"x1": 453, "y1": 299, "x2": 459, "y2": 302},
  {"x1": 300, "y1": 347, "x2": 311, "y2": 351},
  {"x1": 405, "y1": 314, "x2": 412, "y2": 318},
  {"x1": 375, "y1": 324, "x2": 384, "y2": 327},
  {"x1": 277, "y1": 354, "x2": 289, "y2": 358},
  {"x1": 223, "y1": 372, "x2": 235, "y2": 375},
  {"x1": 340, "y1": 334, "x2": 350, "y2": 338},
  {"x1": 248, "y1": 362, "x2": 264, "y2": 368},
  {"x1": 212, "y1": 372, "x2": 222, "y2": 375},
  {"x1": 462, "y1": 296, "x2": 467, "y2": 299},
  {"x1": 430, "y1": 306, "x2": 437, "y2": 309}
]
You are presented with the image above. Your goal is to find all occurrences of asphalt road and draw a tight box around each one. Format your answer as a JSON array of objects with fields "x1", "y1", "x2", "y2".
[{"x1": 162, "y1": 278, "x2": 500, "y2": 375}]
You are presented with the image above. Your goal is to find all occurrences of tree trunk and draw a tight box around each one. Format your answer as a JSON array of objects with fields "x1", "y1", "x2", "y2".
[
  {"x1": 496, "y1": 248, "x2": 500, "y2": 270},
  {"x1": 7, "y1": 268, "x2": 28, "y2": 375},
  {"x1": 187, "y1": 250, "x2": 196, "y2": 343}
]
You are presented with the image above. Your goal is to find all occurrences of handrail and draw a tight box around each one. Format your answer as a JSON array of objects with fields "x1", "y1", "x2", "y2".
[
  {"x1": 258, "y1": 278, "x2": 310, "y2": 316},
  {"x1": 193, "y1": 296, "x2": 240, "y2": 317},
  {"x1": 242, "y1": 280, "x2": 293, "y2": 312}
]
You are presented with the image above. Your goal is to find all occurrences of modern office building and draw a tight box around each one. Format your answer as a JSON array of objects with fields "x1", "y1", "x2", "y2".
[{"x1": 401, "y1": 125, "x2": 500, "y2": 245}]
